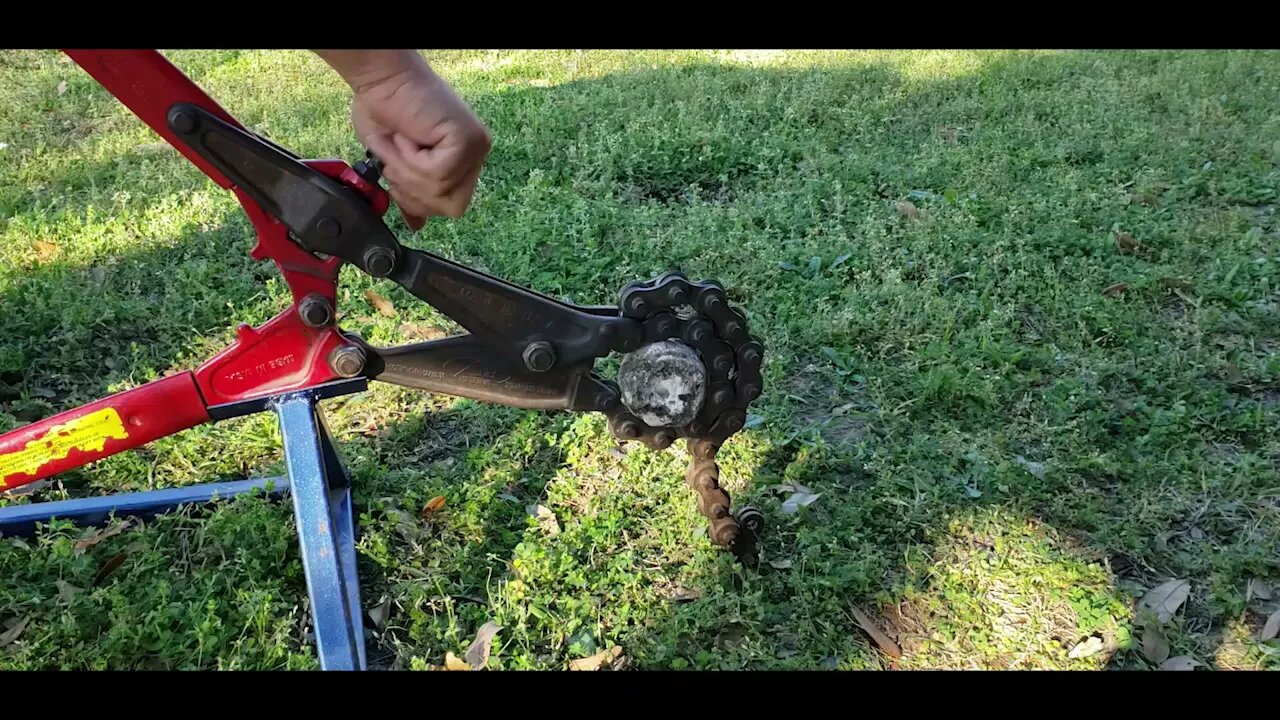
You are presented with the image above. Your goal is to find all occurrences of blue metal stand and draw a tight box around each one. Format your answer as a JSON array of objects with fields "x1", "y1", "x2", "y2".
[{"x1": 0, "y1": 378, "x2": 370, "y2": 670}]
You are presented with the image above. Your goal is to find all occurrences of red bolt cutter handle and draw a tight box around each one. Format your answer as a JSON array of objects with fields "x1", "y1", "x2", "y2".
[{"x1": 0, "y1": 51, "x2": 387, "y2": 493}]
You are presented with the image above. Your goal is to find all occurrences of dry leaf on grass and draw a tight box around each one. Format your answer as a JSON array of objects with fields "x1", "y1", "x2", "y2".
[
  {"x1": 715, "y1": 624, "x2": 748, "y2": 652},
  {"x1": 464, "y1": 621, "x2": 502, "y2": 669},
  {"x1": 363, "y1": 289, "x2": 396, "y2": 317},
  {"x1": 74, "y1": 518, "x2": 136, "y2": 555},
  {"x1": 1102, "y1": 282, "x2": 1130, "y2": 298},
  {"x1": 1159, "y1": 656, "x2": 1202, "y2": 671},
  {"x1": 1114, "y1": 231, "x2": 1145, "y2": 255},
  {"x1": 33, "y1": 240, "x2": 59, "y2": 261},
  {"x1": 1247, "y1": 577, "x2": 1273, "y2": 602},
  {"x1": 399, "y1": 322, "x2": 446, "y2": 341},
  {"x1": 56, "y1": 80, "x2": 68, "y2": 96},
  {"x1": 897, "y1": 201, "x2": 921, "y2": 219},
  {"x1": 0, "y1": 617, "x2": 29, "y2": 647},
  {"x1": 1068, "y1": 636, "x2": 1104, "y2": 659},
  {"x1": 1142, "y1": 625, "x2": 1170, "y2": 664},
  {"x1": 781, "y1": 489, "x2": 821, "y2": 515},
  {"x1": 527, "y1": 504, "x2": 560, "y2": 535},
  {"x1": 669, "y1": 587, "x2": 700, "y2": 603},
  {"x1": 443, "y1": 652, "x2": 471, "y2": 670},
  {"x1": 1261, "y1": 609, "x2": 1280, "y2": 643},
  {"x1": 1138, "y1": 579, "x2": 1190, "y2": 625},
  {"x1": 92, "y1": 552, "x2": 128, "y2": 586},
  {"x1": 769, "y1": 559, "x2": 793, "y2": 570},
  {"x1": 421, "y1": 495, "x2": 446, "y2": 518},
  {"x1": 849, "y1": 606, "x2": 901, "y2": 658},
  {"x1": 568, "y1": 646, "x2": 622, "y2": 670}
]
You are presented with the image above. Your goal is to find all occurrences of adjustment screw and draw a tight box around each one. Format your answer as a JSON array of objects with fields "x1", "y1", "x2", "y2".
[
  {"x1": 363, "y1": 247, "x2": 396, "y2": 277},
  {"x1": 666, "y1": 285, "x2": 688, "y2": 304},
  {"x1": 169, "y1": 108, "x2": 197, "y2": 134},
  {"x1": 329, "y1": 344, "x2": 366, "y2": 378},
  {"x1": 298, "y1": 294, "x2": 334, "y2": 328},
  {"x1": 316, "y1": 217, "x2": 342, "y2": 238},
  {"x1": 523, "y1": 341, "x2": 556, "y2": 373},
  {"x1": 626, "y1": 296, "x2": 649, "y2": 317},
  {"x1": 654, "y1": 430, "x2": 676, "y2": 449}
]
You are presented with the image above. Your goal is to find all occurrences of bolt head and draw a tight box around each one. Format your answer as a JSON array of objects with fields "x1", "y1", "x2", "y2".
[
  {"x1": 523, "y1": 342, "x2": 556, "y2": 373},
  {"x1": 298, "y1": 295, "x2": 333, "y2": 328},
  {"x1": 316, "y1": 217, "x2": 342, "y2": 238},
  {"x1": 329, "y1": 344, "x2": 366, "y2": 378},
  {"x1": 169, "y1": 108, "x2": 197, "y2": 134},
  {"x1": 363, "y1": 247, "x2": 396, "y2": 277}
]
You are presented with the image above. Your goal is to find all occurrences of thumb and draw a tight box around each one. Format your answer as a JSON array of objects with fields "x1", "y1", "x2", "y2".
[{"x1": 401, "y1": 209, "x2": 426, "y2": 231}]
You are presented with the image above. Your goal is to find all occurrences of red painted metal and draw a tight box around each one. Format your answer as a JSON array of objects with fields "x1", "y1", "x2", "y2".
[
  {"x1": 0, "y1": 373, "x2": 210, "y2": 492},
  {"x1": 0, "y1": 50, "x2": 393, "y2": 486},
  {"x1": 63, "y1": 50, "x2": 242, "y2": 189}
]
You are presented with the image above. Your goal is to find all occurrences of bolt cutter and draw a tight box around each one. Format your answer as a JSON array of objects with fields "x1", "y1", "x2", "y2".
[{"x1": 0, "y1": 50, "x2": 767, "y2": 564}]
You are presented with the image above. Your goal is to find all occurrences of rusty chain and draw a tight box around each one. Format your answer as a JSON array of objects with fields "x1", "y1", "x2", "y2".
[{"x1": 594, "y1": 272, "x2": 766, "y2": 565}]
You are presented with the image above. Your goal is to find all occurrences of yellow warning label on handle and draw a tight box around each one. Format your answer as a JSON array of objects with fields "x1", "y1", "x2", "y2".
[{"x1": 0, "y1": 408, "x2": 129, "y2": 487}]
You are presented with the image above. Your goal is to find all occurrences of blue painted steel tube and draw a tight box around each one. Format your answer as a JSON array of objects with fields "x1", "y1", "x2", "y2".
[
  {"x1": 0, "y1": 477, "x2": 288, "y2": 537},
  {"x1": 274, "y1": 393, "x2": 366, "y2": 671}
]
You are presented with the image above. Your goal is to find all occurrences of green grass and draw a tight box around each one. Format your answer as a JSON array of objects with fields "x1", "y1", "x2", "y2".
[{"x1": 1, "y1": 49, "x2": 1279, "y2": 670}]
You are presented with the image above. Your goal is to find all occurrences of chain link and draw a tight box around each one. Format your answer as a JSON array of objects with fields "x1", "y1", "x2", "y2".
[{"x1": 598, "y1": 272, "x2": 766, "y2": 565}]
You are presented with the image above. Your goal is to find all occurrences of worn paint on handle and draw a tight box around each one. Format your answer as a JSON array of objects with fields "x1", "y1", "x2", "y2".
[{"x1": 0, "y1": 373, "x2": 211, "y2": 491}]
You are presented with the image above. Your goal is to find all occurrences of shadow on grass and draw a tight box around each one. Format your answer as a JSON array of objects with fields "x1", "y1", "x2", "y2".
[{"x1": 3, "y1": 49, "x2": 1279, "y2": 670}]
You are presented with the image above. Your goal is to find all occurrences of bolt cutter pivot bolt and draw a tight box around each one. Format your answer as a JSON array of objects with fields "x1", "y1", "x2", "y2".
[
  {"x1": 168, "y1": 107, "x2": 198, "y2": 134},
  {"x1": 298, "y1": 294, "x2": 334, "y2": 328},
  {"x1": 329, "y1": 344, "x2": 367, "y2": 378},
  {"x1": 363, "y1": 247, "x2": 396, "y2": 278},
  {"x1": 522, "y1": 341, "x2": 556, "y2": 373}
]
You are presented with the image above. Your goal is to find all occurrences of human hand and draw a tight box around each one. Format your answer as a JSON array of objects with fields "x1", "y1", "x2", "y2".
[{"x1": 317, "y1": 50, "x2": 491, "y2": 229}]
